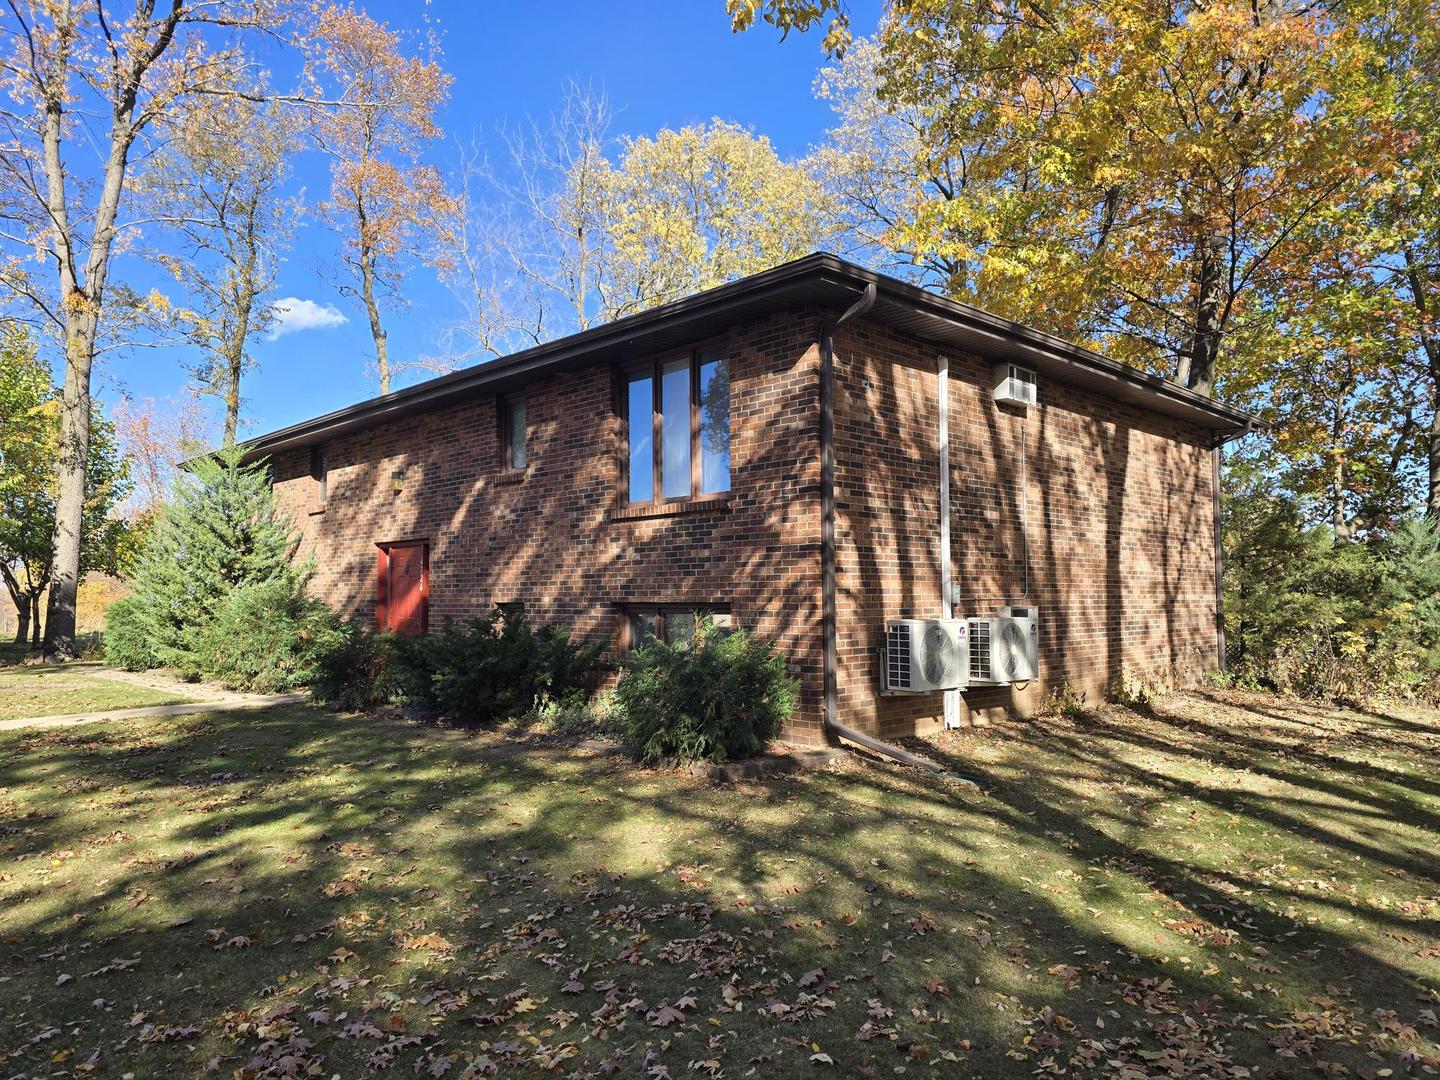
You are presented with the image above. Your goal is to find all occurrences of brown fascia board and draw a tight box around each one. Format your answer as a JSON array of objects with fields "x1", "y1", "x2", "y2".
[
  {"x1": 232, "y1": 253, "x2": 842, "y2": 463},
  {"x1": 234, "y1": 252, "x2": 1259, "y2": 463},
  {"x1": 813, "y1": 258, "x2": 1260, "y2": 441}
]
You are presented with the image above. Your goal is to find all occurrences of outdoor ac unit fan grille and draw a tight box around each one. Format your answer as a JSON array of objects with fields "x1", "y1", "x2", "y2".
[
  {"x1": 921, "y1": 622, "x2": 959, "y2": 687},
  {"x1": 998, "y1": 620, "x2": 1028, "y2": 680},
  {"x1": 886, "y1": 625, "x2": 911, "y2": 690},
  {"x1": 969, "y1": 619, "x2": 991, "y2": 681}
]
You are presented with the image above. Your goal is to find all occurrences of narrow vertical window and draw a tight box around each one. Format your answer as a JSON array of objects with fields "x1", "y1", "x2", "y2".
[
  {"x1": 661, "y1": 357, "x2": 691, "y2": 498},
  {"x1": 310, "y1": 446, "x2": 328, "y2": 509},
  {"x1": 698, "y1": 351, "x2": 730, "y2": 494},
  {"x1": 505, "y1": 397, "x2": 527, "y2": 470},
  {"x1": 627, "y1": 371, "x2": 654, "y2": 503}
]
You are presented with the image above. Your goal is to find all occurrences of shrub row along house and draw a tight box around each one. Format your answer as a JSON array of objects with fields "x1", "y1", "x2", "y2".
[{"x1": 246, "y1": 254, "x2": 1256, "y2": 745}]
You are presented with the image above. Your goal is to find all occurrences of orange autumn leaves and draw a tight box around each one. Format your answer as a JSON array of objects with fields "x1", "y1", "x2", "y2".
[{"x1": 308, "y1": 3, "x2": 454, "y2": 395}]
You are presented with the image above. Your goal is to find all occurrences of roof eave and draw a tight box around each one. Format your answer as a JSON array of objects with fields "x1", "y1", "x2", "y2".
[
  {"x1": 814, "y1": 259, "x2": 1258, "y2": 439},
  {"x1": 234, "y1": 252, "x2": 846, "y2": 462},
  {"x1": 234, "y1": 252, "x2": 1260, "y2": 462}
]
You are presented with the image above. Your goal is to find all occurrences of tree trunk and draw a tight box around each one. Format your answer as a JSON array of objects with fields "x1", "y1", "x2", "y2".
[
  {"x1": 44, "y1": 329, "x2": 96, "y2": 659},
  {"x1": 223, "y1": 357, "x2": 241, "y2": 448},
  {"x1": 23, "y1": 0, "x2": 181, "y2": 662},
  {"x1": 29, "y1": 593, "x2": 42, "y2": 649},
  {"x1": 1421, "y1": 340, "x2": 1440, "y2": 519},
  {"x1": 37, "y1": 18, "x2": 144, "y2": 659},
  {"x1": 10, "y1": 596, "x2": 28, "y2": 646},
  {"x1": 220, "y1": 247, "x2": 259, "y2": 447},
  {"x1": 1401, "y1": 247, "x2": 1440, "y2": 519},
  {"x1": 1429, "y1": 409, "x2": 1440, "y2": 521},
  {"x1": 1, "y1": 565, "x2": 26, "y2": 646},
  {"x1": 221, "y1": 327, "x2": 247, "y2": 448},
  {"x1": 361, "y1": 248, "x2": 390, "y2": 395},
  {"x1": 1330, "y1": 399, "x2": 1355, "y2": 542},
  {"x1": 1331, "y1": 460, "x2": 1354, "y2": 542},
  {"x1": 1177, "y1": 232, "x2": 1226, "y2": 398}
]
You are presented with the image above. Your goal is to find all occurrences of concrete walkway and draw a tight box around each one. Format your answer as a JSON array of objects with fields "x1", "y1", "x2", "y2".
[{"x1": 0, "y1": 666, "x2": 306, "y2": 732}]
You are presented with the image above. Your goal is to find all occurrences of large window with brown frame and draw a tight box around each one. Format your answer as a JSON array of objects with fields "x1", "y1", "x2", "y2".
[
  {"x1": 623, "y1": 348, "x2": 730, "y2": 504},
  {"x1": 622, "y1": 604, "x2": 733, "y2": 652}
]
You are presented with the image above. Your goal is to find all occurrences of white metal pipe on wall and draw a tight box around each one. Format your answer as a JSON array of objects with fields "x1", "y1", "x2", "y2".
[
  {"x1": 966, "y1": 371, "x2": 1033, "y2": 607},
  {"x1": 938, "y1": 353, "x2": 1035, "y2": 727},
  {"x1": 938, "y1": 355, "x2": 962, "y2": 729}
]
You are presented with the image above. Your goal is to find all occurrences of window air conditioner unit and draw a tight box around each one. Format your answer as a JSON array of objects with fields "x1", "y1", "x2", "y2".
[
  {"x1": 992, "y1": 363, "x2": 1037, "y2": 408},
  {"x1": 967, "y1": 607, "x2": 1039, "y2": 685},
  {"x1": 884, "y1": 619, "x2": 969, "y2": 693}
]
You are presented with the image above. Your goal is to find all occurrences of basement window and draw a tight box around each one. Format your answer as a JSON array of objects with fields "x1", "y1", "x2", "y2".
[{"x1": 623, "y1": 604, "x2": 733, "y2": 652}]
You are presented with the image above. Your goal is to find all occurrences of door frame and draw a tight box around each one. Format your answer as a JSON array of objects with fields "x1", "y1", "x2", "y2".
[{"x1": 376, "y1": 539, "x2": 430, "y2": 636}]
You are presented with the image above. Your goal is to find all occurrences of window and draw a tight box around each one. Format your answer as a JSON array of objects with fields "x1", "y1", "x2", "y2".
[
  {"x1": 698, "y1": 352, "x2": 730, "y2": 494},
  {"x1": 502, "y1": 396, "x2": 527, "y2": 471},
  {"x1": 624, "y1": 348, "x2": 730, "y2": 504},
  {"x1": 310, "y1": 446, "x2": 328, "y2": 510},
  {"x1": 623, "y1": 605, "x2": 732, "y2": 651}
]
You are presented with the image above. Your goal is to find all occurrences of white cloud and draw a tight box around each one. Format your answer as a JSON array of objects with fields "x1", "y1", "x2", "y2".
[{"x1": 267, "y1": 297, "x2": 348, "y2": 340}]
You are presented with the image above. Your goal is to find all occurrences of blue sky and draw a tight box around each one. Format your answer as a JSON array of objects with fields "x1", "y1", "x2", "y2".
[{"x1": 98, "y1": 0, "x2": 884, "y2": 444}]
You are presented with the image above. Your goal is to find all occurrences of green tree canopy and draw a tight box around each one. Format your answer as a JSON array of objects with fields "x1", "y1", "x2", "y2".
[
  {"x1": 0, "y1": 328, "x2": 129, "y2": 645},
  {"x1": 105, "y1": 447, "x2": 302, "y2": 674}
]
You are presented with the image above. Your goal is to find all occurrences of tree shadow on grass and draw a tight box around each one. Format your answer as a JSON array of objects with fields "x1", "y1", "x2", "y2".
[{"x1": 1, "y1": 699, "x2": 1437, "y2": 1078}]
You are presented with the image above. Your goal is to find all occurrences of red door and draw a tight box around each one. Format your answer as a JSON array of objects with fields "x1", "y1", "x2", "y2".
[{"x1": 377, "y1": 542, "x2": 428, "y2": 636}]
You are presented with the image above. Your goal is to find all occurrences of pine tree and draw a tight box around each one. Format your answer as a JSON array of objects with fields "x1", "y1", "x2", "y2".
[{"x1": 105, "y1": 447, "x2": 304, "y2": 676}]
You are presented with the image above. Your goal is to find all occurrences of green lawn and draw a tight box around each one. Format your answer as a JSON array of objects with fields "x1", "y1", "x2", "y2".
[
  {"x1": 0, "y1": 664, "x2": 195, "y2": 722},
  {"x1": 0, "y1": 692, "x2": 1436, "y2": 1078}
]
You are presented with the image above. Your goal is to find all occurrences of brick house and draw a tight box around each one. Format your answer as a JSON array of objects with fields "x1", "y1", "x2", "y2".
[{"x1": 246, "y1": 254, "x2": 1254, "y2": 746}]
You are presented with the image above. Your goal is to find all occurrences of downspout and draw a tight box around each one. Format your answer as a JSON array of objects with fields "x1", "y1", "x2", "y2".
[{"x1": 819, "y1": 284, "x2": 947, "y2": 774}]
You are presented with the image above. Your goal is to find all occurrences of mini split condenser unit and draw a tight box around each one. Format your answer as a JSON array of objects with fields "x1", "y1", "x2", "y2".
[
  {"x1": 884, "y1": 619, "x2": 969, "y2": 693},
  {"x1": 968, "y1": 606, "x2": 1040, "y2": 685},
  {"x1": 883, "y1": 610, "x2": 1038, "y2": 693}
]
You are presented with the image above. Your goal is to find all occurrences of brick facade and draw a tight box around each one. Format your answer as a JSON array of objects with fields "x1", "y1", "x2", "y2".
[
  {"x1": 268, "y1": 303, "x2": 1222, "y2": 746},
  {"x1": 272, "y1": 312, "x2": 830, "y2": 742},
  {"x1": 832, "y1": 320, "x2": 1219, "y2": 740}
]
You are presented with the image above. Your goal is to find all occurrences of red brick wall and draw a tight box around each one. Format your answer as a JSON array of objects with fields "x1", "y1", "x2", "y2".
[
  {"x1": 831, "y1": 319, "x2": 1218, "y2": 740},
  {"x1": 271, "y1": 312, "x2": 828, "y2": 742},
  {"x1": 270, "y1": 308, "x2": 1219, "y2": 746}
]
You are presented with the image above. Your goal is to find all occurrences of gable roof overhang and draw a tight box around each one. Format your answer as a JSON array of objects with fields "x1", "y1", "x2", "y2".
[{"x1": 236, "y1": 253, "x2": 1258, "y2": 463}]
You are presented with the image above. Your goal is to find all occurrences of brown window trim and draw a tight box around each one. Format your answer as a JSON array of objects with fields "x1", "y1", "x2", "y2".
[
  {"x1": 608, "y1": 492, "x2": 730, "y2": 522},
  {"x1": 619, "y1": 341, "x2": 728, "y2": 507},
  {"x1": 620, "y1": 603, "x2": 733, "y2": 652}
]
